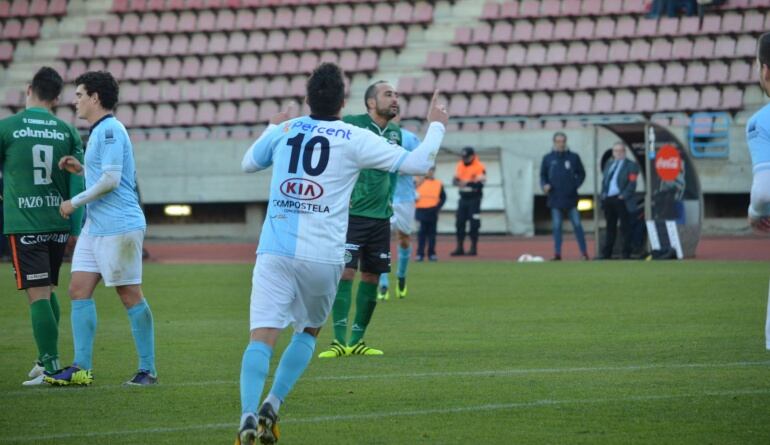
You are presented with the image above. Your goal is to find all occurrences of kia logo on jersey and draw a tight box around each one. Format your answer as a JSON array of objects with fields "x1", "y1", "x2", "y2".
[{"x1": 280, "y1": 178, "x2": 324, "y2": 201}]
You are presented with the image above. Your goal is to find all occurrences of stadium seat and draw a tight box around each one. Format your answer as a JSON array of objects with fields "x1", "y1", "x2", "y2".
[
  {"x1": 509, "y1": 93, "x2": 531, "y2": 115},
  {"x1": 635, "y1": 89, "x2": 655, "y2": 112},
  {"x1": 657, "y1": 88, "x2": 678, "y2": 111},
  {"x1": 131, "y1": 35, "x2": 151, "y2": 56},
  {"x1": 530, "y1": 93, "x2": 551, "y2": 115},
  {"x1": 489, "y1": 93, "x2": 509, "y2": 115},
  {"x1": 491, "y1": 21, "x2": 513, "y2": 43},
  {"x1": 195, "y1": 102, "x2": 216, "y2": 125},
  {"x1": 594, "y1": 17, "x2": 614, "y2": 39},
  {"x1": 608, "y1": 40, "x2": 629, "y2": 62},
  {"x1": 521, "y1": 0, "x2": 540, "y2": 17},
  {"x1": 557, "y1": 66, "x2": 578, "y2": 90},
  {"x1": 586, "y1": 41, "x2": 609, "y2": 63},
  {"x1": 468, "y1": 94, "x2": 489, "y2": 116},
  {"x1": 174, "y1": 103, "x2": 195, "y2": 126},
  {"x1": 496, "y1": 68, "x2": 517, "y2": 91},
  {"x1": 614, "y1": 16, "x2": 636, "y2": 39},
  {"x1": 636, "y1": 17, "x2": 657, "y2": 37},
  {"x1": 537, "y1": 67, "x2": 558, "y2": 90},
  {"x1": 720, "y1": 12, "x2": 742, "y2": 33},
  {"x1": 504, "y1": 45, "x2": 527, "y2": 66},
  {"x1": 512, "y1": 20, "x2": 534, "y2": 42},
  {"x1": 628, "y1": 39, "x2": 651, "y2": 61},
  {"x1": 650, "y1": 38, "x2": 672, "y2": 61},
  {"x1": 729, "y1": 60, "x2": 751, "y2": 83},
  {"x1": 142, "y1": 57, "x2": 162, "y2": 79},
  {"x1": 613, "y1": 89, "x2": 634, "y2": 113},
  {"x1": 714, "y1": 36, "x2": 736, "y2": 58},
  {"x1": 133, "y1": 104, "x2": 155, "y2": 127},
  {"x1": 524, "y1": 44, "x2": 546, "y2": 66},
  {"x1": 553, "y1": 19, "x2": 574, "y2": 41},
  {"x1": 707, "y1": 61, "x2": 729, "y2": 84},
  {"x1": 76, "y1": 39, "x2": 95, "y2": 59},
  {"x1": 642, "y1": 64, "x2": 664, "y2": 86},
  {"x1": 573, "y1": 18, "x2": 594, "y2": 40},
  {"x1": 565, "y1": 42, "x2": 587, "y2": 64},
  {"x1": 456, "y1": 70, "x2": 477, "y2": 93},
  {"x1": 700, "y1": 87, "x2": 721, "y2": 109},
  {"x1": 546, "y1": 43, "x2": 567, "y2": 65},
  {"x1": 150, "y1": 34, "x2": 170, "y2": 56},
  {"x1": 685, "y1": 63, "x2": 707, "y2": 85},
  {"x1": 677, "y1": 87, "x2": 699, "y2": 110},
  {"x1": 664, "y1": 62, "x2": 686, "y2": 85},
  {"x1": 722, "y1": 86, "x2": 742, "y2": 109},
  {"x1": 518, "y1": 68, "x2": 538, "y2": 91},
  {"x1": 572, "y1": 91, "x2": 592, "y2": 113},
  {"x1": 550, "y1": 92, "x2": 572, "y2": 114},
  {"x1": 533, "y1": 19, "x2": 554, "y2": 41},
  {"x1": 592, "y1": 90, "x2": 613, "y2": 113},
  {"x1": 578, "y1": 65, "x2": 598, "y2": 89},
  {"x1": 599, "y1": 65, "x2": 621, "y2": 88}
]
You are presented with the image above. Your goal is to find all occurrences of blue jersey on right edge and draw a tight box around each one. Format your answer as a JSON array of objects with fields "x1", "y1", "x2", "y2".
[
  {"x1": 392, "y1": 128, "x2": 420, "y2": 204},
  {"x1": 747, "y1": 102, "x2": 770, "y2": 173},
  {"x1": 83, "y1": 115, "x2": 145, "y2": 236}
]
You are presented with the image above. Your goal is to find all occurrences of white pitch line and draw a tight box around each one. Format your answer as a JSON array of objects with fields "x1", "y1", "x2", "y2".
[
  {"x1": 2, "y1": 360, "x2": 769, "y2": 398},
  {"x1": 2, "y1": 388, "x2": 769, "y2": 443}
]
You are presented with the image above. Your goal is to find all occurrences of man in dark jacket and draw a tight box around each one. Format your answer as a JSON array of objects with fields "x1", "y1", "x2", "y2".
[
  {"x1": 540, "y1": 132, "x2": 589, "y2": 260},
  {"x1": 600, "y1": 142, "x2": 640, "y2": 259}
]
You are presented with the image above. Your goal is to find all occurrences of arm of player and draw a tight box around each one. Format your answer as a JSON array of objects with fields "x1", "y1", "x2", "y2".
[
  {"x1": 396, "y1": 122, "x2": 446, "y2": 175},
  {"x1": 60, "y1": 170, "x2": 121, "y2": 219},
  {"x1": 749, "y1": 166, "x2": 770, "y2": 232},
  {"x1": 241, "y1": 124, "x2": 279, "y2": 173}
]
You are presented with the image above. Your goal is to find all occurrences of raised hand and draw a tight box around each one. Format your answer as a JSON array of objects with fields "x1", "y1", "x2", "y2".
[
  {"x1": 270, "y1": 102, "x2": 297, "y2": 125},
  {"x1": 426, "y1": 90, "x2": 449, "y2": 126}
]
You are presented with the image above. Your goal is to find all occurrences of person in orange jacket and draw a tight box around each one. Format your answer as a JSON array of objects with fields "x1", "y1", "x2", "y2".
[
  {"x1": 451, "y1": 147, "x2": 486, "y2": 256},
  {"x1": 415, "y1": 166, "x2": 446, "y2": 261}
]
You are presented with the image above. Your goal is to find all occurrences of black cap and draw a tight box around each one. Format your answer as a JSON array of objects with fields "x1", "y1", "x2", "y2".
[{"x1": 461, "y1": 146, "x2": 475, "y2": 157}]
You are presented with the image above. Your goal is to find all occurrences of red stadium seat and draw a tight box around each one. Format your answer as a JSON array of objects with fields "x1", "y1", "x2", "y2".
[
  {"x1": 3, "y1": 19, "x2": 23, "y2": 39},
  {"x1": 20, "y1": 18, "x2": 39, "y2": 38}
]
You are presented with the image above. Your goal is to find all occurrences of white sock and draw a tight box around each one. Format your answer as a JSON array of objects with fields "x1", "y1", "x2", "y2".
[{"x1": 263, "y1": 393, "x2": 282, "y2": 413}]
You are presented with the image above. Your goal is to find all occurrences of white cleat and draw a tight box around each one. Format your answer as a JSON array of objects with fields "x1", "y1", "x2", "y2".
[
  {"x1": 22, "y1": 374, "x2": 47, "y2": 386},
  {"x1": 28, "y1": 363, "x2": 44, "y2": 378}
]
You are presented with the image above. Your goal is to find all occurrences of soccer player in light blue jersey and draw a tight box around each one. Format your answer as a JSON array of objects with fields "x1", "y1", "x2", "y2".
[
  {"x1": 378, "y1": 115, "x2": 420, "y2": 300},
  {"x1": 234, "y1": 63, "x2": 448, "y2": 445},
  {"x1": 747, "y1": 33, "x2": 770, "y2": 349},
  {"x1": 47, "y1": 71, "x2": 156, "y2": 386}
]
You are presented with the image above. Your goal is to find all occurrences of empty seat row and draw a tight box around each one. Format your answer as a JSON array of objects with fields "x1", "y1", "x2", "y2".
[
  {"x1": 400, "y1": 87, "x2": 744, "y2": 120},
  {"x1": 456, "y1": 11, "x2": 766, "y2": 47},
  {"x1": 109, "y1": 100, "x2": 292, "y2": 127},
  {"x1": 111, "y1": 0, "x2": 413, "y2": 14},
  {"x1": 0, "y1": 0, "x2": 67, "y2": 18},
  {"x1": 62, "y1": 26, "x2": 405, "y2": 60},
  {"x1": 480, "y1": 0, "x2": 646, "y2": 20},
  {"x1": 425, "y1": 36, "x2": 756, "y2": 71},
  {"x1": 61, "y1": 49, "x2": 377, "y2": 82},
  {"x1": 403, "y1": 60, "x2": 757, "y2": 96},
  {"x1": 0, "y1": 17, "x2": 41, "y2": 40},
  {"x1": 0, "y1": 41, "x2": 14, "y2": 63},
  {"x1": 94, "y1": 2, "x2": 431, "y2": 36}
]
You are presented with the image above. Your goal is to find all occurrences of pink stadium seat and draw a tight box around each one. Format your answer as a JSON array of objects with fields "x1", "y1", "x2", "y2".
[
  {"x1": 237, "y1": 101, "x2": 258, "y2": 123},
  {"x1": 537, "y1": 67, "x2": 558, "y2": 90},
  {"x1": 541, "y1": 0, "x2": 561, "y2": 16},
  {"x1": 635, "y1": 89, "x2": 655, "y2": 112},
  {"x1": 285, "y1": 29, "x2": 305, "y2": 51},
  {"x1": 312, "y1": 5, "x2": 333, "y2": 28},
  {"x1": 513, "y1": 21, "x2": 534, "y2": 42},
  {"x1": 671, "y1": 38, "x2": 692, "y2": 59},
  {"x1": 453, "y1": 26, "x2": 472, "y2": 45},
  {"x1": 413, "y1": 2, "x2": 433, "y2": 23},
  {"x1": 195, "y1": 102, "x2": 216, "y2": 125},
  {"x1": 169, "y1": 34, "x2": 189, "y2": 55},
  {"x1": 572, "y1": 92, "x2": 592, "y2": 113},
  {"x1": 685, "y1": 63, "x2": 707, "y2": 85},
  {"x1": 365, "y1": 26, "x2": 386, "y2": 48},
  {"x1": 614, "y1": 16, "x2": 636, "y2": 39},
  {"x1": 620, "y1": 64, "x2": 642, "y2": 87},
  {"x1": 112, "y1": 36, "x2": 132, "y2": 57},
  {"x1": 258, "y1": 53, "x2": 278, "y2": 75},
  {"x1": 504, "y1": 44, "x2": 526, "y2": 65},
  {"x1": 546, "y1": 43, "x2": 567, "y2": 65},
  {"x1": 49, "y1": 0, "x2": 66, "y2": 15},
  {"x1": 729, "y1": 60, "x2": 751, "y2": 83},
  {"x1": 424, "y1": 51, "x2": 443, "y2": 69},
  {"x1": 586, "y1": 41, "x2": 609, "y2": 63},
  {"x1": 472, "y1": 23, "x2": 492, "y2": 44},
  {"x1": 398, "y1": 77, "x2": 416, "y2": 95},
  {"x1": 594, "y1": 17, "x2": 614, "y2": 39},
  {"x1": 599, "y1": 65, "x2": 621, "y2": 88},
  {"x1": 573, "y1": 18, "x2": 594, "y2": 40},
  {"x1": 613, "y1": 89, "x2": 634, "y2": 113},
  {"x1": 592, "y1": 90, "x2": 613, "y2": 113},
  {"x1": 476, "y1": 69, "x2": 497, "y2": 92},
  {"x1": 444, "y1": 49, "x2": 465, "y2": 68},
  {"x1": 743, "y1": 10, "x2": 765, "y2": 32},
  {"x1": 490, "y1": 21, "x2": 513, "y2": 43},
  {"x1": 120, "y1": 14, "x2": 140, "y2": 34},
  {"x1": 139, "y1": 13, "x2": 159, "y2": 34},
  {"x1": 608, "y1": 40, "x2": 629, "y2": 62},
  {"x1": 293, "y1": 6, "x2": 313, "y2": 28},
  {"x1": 509, "y1": 93, "x2": 531, "y2": 115},
  {"x1": 20, "y1": 18, "x2": 39, "y2": 38},
  {"x1": 635, "y1": 18, "x2": 657, "y2": 37},
  {"x1": 524, "y1": 44, "x2": 546, "y2": 66},
  {"x1": 407, "y1": 95, "x2": 428, "y2": 119},
  {"x1": 65, "y1": 60, "x2": 87, "y2": 82},
  {"x1": 216, "y1": 102, "x2": 237, "y2": 125},
  {"x1": 700, "y1": 87, "x2": 720, "y2": 109},
  {"x1": 561, "y1": 0, "x2": 581, "y2": 16},
  {"x1": 85, "y1": 19, "x2": 102, "y2": 36},
  {"x1": 557, "y1": 66, "x2": 578, "y2": 90},
  {"x1": 721, "y1": 86, "x2": 742, "y2": 109},
  {"x1": 481, "y1": 1, "x2": 499, "y2": 19},
  {"x1": 154, "y1": 104, "x2": 174, "y2": 127},
  {"x1": 121, "y1": 83, "x2": 141, "y2": 104},
  {"x1": 496, "y1": 68, "x2": 517, "y2": 91},
  {"x1": 124, "y1": 58, "x2": 143, "y2": 80},
  {"x1": 287, "y1": 75, "x2": 305, "y2": 97},
  {"x1": 208, "y1": 33, "x2": 228, "y2": 54},
  {"x1": 650, "y1": 39, "x2": 672, "y2": 61},
  {"x1": 533, "y1": 20, "x2": 554, "y2": 41},
  {"x1": 87, "y1": 58, "x2": 105, "y2": 73},
  {"x1": 244, "y1": 78, "x2": 265, "y2": 99},
  {"x1": 106, "y1": 59, "x2": 125, "y2": 80},
  {"x1": 553, "y1": 19, "x2": 574, "y2": 41},
  {"x1": 140, "y1": 82, "x2": 160, "y2": 103},
  {"x1": 489, "y1": 94, "x2": 509, "y2": 115},
  {"x1": 76, "y1": 39, "x2": 95, "y2": 58},
  {"x1": 456, "y1": 70, "x2": 477, "y2": 92},
  {"x1": 520, "y1": 0, "x2": 540, "y2": 17},
  {"x1": 578, "y1": 66, "x2": 599, "y2": 89},
  {"x1": 517, "y1": 68, "x2": 538, "y2": 90},
  {"x1": 550, "y1": 92, "x2": 572, "y2": 114},
  {"x1": 691, "y1": 37, "x2": 714, "y2": 59},
  {"x1": 176, "y1": 11, "x2": 196, "y2": 33},
  {"x1": 298, "y1": 52, "x2": 319, "y2": 73},
  {"x1": 219, "y1": 55, "x2": 239, "y2": 77},
  {"x1": 59, "y1": 42, "x2": 76, "y2": 60},
  {"x1": 150, "y1": 34, "x2": 170, "y2": 56},
  {"x1": 227, "y1": 32, "x2": 247, "y2": 53},
  {"x1": 657, "y1": 17, "x2": 678, "y2": 36},
  {"x1": 720, "y1": 12, "x2": 742, "y2": 33},
  {"x1": 158, "y1": 13, "x2": 177, "y2": 34},
  {"x1": 388, "y1": 26, "x2": 406, "y2": 48},
  {"x1": 273, "y1": 8, "x2": 293, "y2": 29},
  {"x1": 628, "y1": 39, "x2": 651, "y2": 61},
  {"x1": 332, "y1": 4, "x2": 353, "y2": 27},
  {"x1": 131, "y1": 35, "x2": 151, "y2": 56},
  {"x1": 246, "y1": 31, "x2": 266, "y2": 52},
  {"x1": 142, "y1": 58, "x2": 162, "y2": 79},
  {"x1": 656, "y1": 89, "x2": 677, "y2": 111},
  {"x1": 713, "y1": 36, "x2": 736, "y2": 58},
  {"x1": 642, "y1": 64, "x2": 664, "y2": 85},
  {"x1": 235, "y1": 9, "x2": 254, "y2": 30},
  {"x1": 531, "y1": 92, "x2": 551, "y2": 115},
  {"x1": 678, "y1": 16, "x2": 700, "y2": 35},
  {"x1": 664, "y1": 63, "x2": 685, "y2": 85},
  {"x1": 602, "y1": 0, "x2": 622, "y2": 14},
  {"x1": 448, "y1": 95, "x2": 468, "y2": 117},
  {"x1": 735, "y1": 35, "x2": 756, "y2": 57},
  {"x1": 415, "y1": 72, "x2": 435, "y2": 94},
  {"x1": 582, "y1": 0, "x2": 602, "y2": 15},
  {"x1": 239, "y1": 54, "x2": 259, "y2": 76},
  {"x1": 467, "y1": 94, "x2": 489, "y2": 116},
  {"x1": 174, "y1": 103, "x2": 195, "y2": 126},
  {"x1": 189, "y1": 33, "x2": 209, "y2": 55},
  {"x1": 338, "y1": 50, "x2": 357, "y2": 72},
  {"x1": 565, "y1": 42, "x2": 587, "y2": 64},
  {"x1": 180, "y1": 56, "x2": 201, "y2": 78},
  {"x1": 358, "y1": 50, "x2": 378, "y2": 72},
  {"x1": 345, "y1": 27, "x2": 367, "y2": 49},
  {"x1": 707, "y1": 61, "x2": 728, "y2": 83},
  {"x1": 0, "y1": 41, "x2": 12, "y2": 61},
  {"x1": 435, "y1": 71, "x2": 457, "y2": 91},
  {"x1": 266, "y1": 30, "x2": 286, "y2": 51},
  {"x1": 484, "y1": 45, "x2": 506, "y2": 66},
  {"x1": 701, "y1": 15, "x2": 720, "y2": 34}
]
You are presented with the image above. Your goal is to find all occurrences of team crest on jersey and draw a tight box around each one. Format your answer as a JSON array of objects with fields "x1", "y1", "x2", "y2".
[
  {"x1": 280, "y1": 178, "x2": 324, "y2": 200},
  {"x1": 387, "y1": 132, "x2": 399, "y2": 145}
]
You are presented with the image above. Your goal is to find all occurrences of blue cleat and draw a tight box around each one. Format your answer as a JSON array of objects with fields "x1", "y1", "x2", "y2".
[
  {"x1": 44, "y1": 365, "x2": 93, "y2": 386},
  {"x1": 125, "y1": 370, "x2": 158, "y2": 386}
]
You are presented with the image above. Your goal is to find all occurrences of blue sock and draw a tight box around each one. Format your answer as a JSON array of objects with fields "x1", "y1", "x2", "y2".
[
  {"x1": 269, "y1": 332, "x2": 316, "y2": 403},
  {"x1": 127, "y1": 298, "x2": 156, "y2": 375},
  {"x1": 397, "y1": 245, "x2": 411, "y2": 279},
  {"x1": 241, "y1": 341, "x2": 273, "y2": 414},
  {"x1": 71, "y1": 299, "x2": 97, "y2": 370},
  {"x1": 379, "y1": 273, "x2": 389, "y2": 289}
]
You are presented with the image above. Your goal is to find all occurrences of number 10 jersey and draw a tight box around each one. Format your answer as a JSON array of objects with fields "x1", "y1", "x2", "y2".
[{"x1": 0, "y1": 107, "x2": 84, "y2": 234}]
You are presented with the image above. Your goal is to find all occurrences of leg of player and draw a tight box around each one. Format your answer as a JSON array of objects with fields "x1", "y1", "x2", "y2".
[
  {"x1": 46, "y1": 271, "x2": 100, "y2": 386},
  {"x1": 396, "y1": 231, "x2": 410, "y2": 298},
  {"x1": 318, "y1": 269, "x2": 355, "y2": 358},
  {"x1": 348, "y1": 272, "x2": 383, "y2": 356},
  {"x1": 766, "y1": 279, "x2": 770, "y2": 350},
  {"x1": 118, "y1": 284, "x2": 158, "y2": 385},
  {"x1": 238, "y1": 327, "x2": 281, "y2": 445},
  {"x1": 23, "y1": 285, "x2": 61, "y2": 386},
  {"x1": 377, "y1": 273, "x2": 389, "y2": 301}
]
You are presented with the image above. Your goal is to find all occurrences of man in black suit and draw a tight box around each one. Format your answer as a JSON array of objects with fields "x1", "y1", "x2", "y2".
[{"x1": 600, "y1": 142, "x2": 640, "y2": 259}]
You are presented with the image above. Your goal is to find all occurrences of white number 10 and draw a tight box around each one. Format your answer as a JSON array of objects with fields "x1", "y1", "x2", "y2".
[{"x1": 32, "y1": 144, "x2": 53, "y2": 185}]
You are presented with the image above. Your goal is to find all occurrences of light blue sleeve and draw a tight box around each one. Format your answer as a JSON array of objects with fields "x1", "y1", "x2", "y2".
[
  {"x1": 99, "y1": 124, "x2": 126, "y2": 172},
  {"x1": 748, "y1": 109, "x2": 770, "y2": 171},
  {"x1": 250, "y1": 125, "x2": 283, "y2": 169},
  {"x1": 401, "y1": 128, "x2": 421, "y2": 152}
]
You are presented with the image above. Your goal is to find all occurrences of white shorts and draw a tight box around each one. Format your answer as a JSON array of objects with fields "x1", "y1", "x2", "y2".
[
  {"x1": 249, "y1": 254, "x2": 343, "y2": 332},
  {"x1": 71, "y1": 229, "x2": 144, "y2": 287},
  {"x1": 391, "y1": 201, "x2": 416, "y2": 235}
]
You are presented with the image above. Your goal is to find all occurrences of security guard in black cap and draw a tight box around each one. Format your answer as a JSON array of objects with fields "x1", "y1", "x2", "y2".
[{"x1": 451, "y1": 147, "x2": 486, "y2": 256}]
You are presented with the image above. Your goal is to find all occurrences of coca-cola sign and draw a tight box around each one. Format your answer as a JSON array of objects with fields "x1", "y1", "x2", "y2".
[{"x1": 655, "y1": 144, "x2": 682, "y2": 182}]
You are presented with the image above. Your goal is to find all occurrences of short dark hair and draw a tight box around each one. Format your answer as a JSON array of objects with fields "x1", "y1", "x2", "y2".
[
  {"x1": 759, "y1": 32, "x2": 770, "y2": 68},
  {"x1": 74, "y1": 71, "x2": 119, "y2": 110},
  {"x1": 553, "y1": 131, "x2": 567, "y2": 141},
  {"x1": 30, "y1": 67, "x2": 63, "y2": 102},
  {"x1": 306, "y1": 62, "x2": 345, "y2": 117},
  {"x1": 364, "y1": 80, "x2": 387, "y2": 110}
]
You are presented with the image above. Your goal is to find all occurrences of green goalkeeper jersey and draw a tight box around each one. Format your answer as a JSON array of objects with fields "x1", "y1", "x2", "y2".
[
  {"x1": 0, "y1": 107, "x2": 85, "y2": 234},
  {"x1": 343, "y1": 113, "x2": 401, "y2": 220}
]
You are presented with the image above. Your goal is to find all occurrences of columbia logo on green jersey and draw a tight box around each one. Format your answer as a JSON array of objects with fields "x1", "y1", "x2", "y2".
[{"x1": 12, "y1": 127, "x2": 67, "y2": 140}]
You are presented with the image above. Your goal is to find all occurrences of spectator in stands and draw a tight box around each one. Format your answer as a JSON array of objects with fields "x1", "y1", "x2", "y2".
[
  {"x1": 599, "y1": 142, "x2": 640, "y2": 260},
  {"x1": 540, "y1": 132, "x2": 589, "y2": 261},
  {"x1": 646, "y1": 0, "x2": 697, "y2": 18},
  {"x1": 415, "y1": 166, "x2": 446, "y2": 262},
  {"x1": 451, "y1": 147, "x2": 485, "y2": 256}
]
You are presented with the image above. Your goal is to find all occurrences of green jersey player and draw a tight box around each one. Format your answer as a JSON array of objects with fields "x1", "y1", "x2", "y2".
[
  {"x1": 318, "y1": 80, "x2": 402, "y2": 358},
  {"x1": 0, "y1": 67, "x2": 85, "y2": 385}
]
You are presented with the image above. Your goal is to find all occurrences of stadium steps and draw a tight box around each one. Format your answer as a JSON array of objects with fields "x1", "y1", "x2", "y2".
[
  {"x1": 0, "y1": 0, "x2": 113, "y2": 105},
  {"x1": 344, "y1": 0, "x2": 488, "y2": 115}
]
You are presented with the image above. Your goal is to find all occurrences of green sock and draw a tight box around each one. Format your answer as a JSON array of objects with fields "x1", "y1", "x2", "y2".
[
  {"x1": 350, "y1": 281, "x2": 378, "y2": 345},
  {"x1": 50, "y1": 291, "x2": 60, "y2": 325},
  {"x1": 30, "y1": 299, "x2": 60, "y2": 373},
  {"x1": 332, "y1": 280, "x2": 353, "y2": 345}
]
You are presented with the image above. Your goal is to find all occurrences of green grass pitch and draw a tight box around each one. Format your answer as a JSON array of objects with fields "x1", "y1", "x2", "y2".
[{"x1": 1, "y1": 260, "x2": 769, "y2": 444}]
